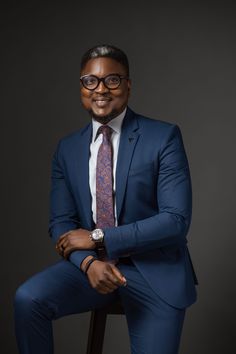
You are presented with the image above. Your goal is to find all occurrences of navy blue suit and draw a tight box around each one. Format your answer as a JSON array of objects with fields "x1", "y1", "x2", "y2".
[{"x1": 14, "y1": 108, "x2": 197, "y2": 354}]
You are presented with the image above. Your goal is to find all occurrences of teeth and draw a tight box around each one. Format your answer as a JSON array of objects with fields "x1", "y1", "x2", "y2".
[{"x1": 95, "y1": 100, "x2": 110, "y2": 107}]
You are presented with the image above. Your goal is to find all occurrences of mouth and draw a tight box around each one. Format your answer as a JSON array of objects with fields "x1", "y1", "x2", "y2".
[{"x1": 93, "y1": 97, "x2": 112, "y2": 108}]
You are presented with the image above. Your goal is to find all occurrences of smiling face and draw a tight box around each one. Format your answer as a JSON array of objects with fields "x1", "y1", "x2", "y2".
[{"x1": 80, "y1": 57, "x2": 131, "y2": 124}]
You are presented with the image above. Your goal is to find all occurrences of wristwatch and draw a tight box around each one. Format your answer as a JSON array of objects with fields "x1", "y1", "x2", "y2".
[{"x1": 90, "y1": 228, "x2": 104, "y2": 249}]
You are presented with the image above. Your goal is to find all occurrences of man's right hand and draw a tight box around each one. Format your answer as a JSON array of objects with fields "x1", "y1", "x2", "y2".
[{"x1": 85, "y1": 259, "x2": 127, "y2": 294}]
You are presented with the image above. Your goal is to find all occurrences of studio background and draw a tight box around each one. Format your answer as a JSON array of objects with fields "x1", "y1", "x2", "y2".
[{"x1": 1, "y1": 1, "x2": 236, "y2": 353}]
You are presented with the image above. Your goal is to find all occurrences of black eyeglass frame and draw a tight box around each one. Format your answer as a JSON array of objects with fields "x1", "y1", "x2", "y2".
[{"x1": 80, "y1": 73, "x2": 129, "y2": 90}]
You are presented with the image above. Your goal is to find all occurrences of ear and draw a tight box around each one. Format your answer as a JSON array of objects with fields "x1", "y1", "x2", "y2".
[{"x1": 127, "y1": 79, "x2": 131, "y2": 96}]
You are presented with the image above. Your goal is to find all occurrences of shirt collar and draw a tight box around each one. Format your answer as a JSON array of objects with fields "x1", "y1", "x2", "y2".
[{"x1": 92, "y1": 107, "x2": 127, "y2": 142}]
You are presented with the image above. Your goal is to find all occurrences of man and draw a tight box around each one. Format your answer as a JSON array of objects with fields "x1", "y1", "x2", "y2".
[{"x1": 14, "y1": 44, "x2": 198, "y2": 354}]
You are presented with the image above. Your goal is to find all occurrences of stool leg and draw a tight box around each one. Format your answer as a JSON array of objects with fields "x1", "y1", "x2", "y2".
[{"x1": 86, "y1": 310, "x2": 107, "y2": 354}]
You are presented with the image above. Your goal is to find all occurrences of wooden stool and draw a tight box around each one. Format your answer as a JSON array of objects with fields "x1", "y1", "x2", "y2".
[{"x1": 86, "y1": 300, "x2": 124, "y2": 354}]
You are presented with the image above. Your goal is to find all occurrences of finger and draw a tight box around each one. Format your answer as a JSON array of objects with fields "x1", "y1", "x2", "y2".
[
  {"x1": 57, "y1": 236, "x2": 70, "y2": 250},
  {"x1": 96, "y1": 283, "x2": 117, "y2": 294},
  {"x1": 110, "y1": 265, "x2": 127, "y2": 286},
  {"x1": 57, "y1": 238, "x2": 69, "y2": 256},
  {"x1": 99, "y1": 265, "x2": 121, "y2": 286},
  {"x1": 58, "y1": 246, "x2": 65, "y2": 257},
  {"x1": 57, "y1": 235, "x2": 68, "y2": 246},
  {"x1": 105, "y1": 271, "x2": 123, "y2": 287},
  {"x1": 55, "y1": 246, "x2": 62, "y2": 255},
  {"x1": 99, "y1": 278, "x2": 118, "y2": 290},
  {"x1": 56, "y1": 239, "x2": 64, "y2": 250},
  {"x1": 61, "y1": 239, "x2": 69, "y2": 249},
  {"x1": 57, "y1": 240, "x2": 67, "y2": 256},
  {"x1": 57, "y1": 249, "x2": 64, "y2": 257}
]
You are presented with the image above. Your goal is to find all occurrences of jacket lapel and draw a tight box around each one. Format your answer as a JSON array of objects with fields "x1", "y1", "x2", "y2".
[
  {"x1": 116, "y1": 108, "x2": 140, "y2": 222},
  {"x1": 76, "y1": 123, "x2": 94, "y2": 229}
]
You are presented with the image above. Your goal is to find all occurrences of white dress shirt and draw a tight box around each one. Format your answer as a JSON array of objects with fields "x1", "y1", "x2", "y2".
[{"x1": 89, "y1": 107, "x2": 127, "y2": 227}]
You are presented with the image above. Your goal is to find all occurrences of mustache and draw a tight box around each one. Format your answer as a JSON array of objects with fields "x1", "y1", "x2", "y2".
[{"x1": 92, "y1": 94, "x2": 112, "y2": 100}]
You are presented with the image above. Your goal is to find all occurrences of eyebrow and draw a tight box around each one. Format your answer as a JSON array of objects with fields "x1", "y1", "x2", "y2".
[{"x1": 80, "y1": 72, "x2": 125, "y2": 78}]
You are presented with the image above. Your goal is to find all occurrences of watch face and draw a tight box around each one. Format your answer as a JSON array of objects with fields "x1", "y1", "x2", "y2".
[
  {"x1": 92, "y1": 229, "x2": 103, "y2": 241},
  {"x1": 93, "y1": 231, "x2": 101, "y2": 240}
]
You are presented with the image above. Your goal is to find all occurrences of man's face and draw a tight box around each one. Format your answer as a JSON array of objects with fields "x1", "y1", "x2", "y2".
[{"x1": 80, "y1": 57, "x2": 131, "y2": 124}]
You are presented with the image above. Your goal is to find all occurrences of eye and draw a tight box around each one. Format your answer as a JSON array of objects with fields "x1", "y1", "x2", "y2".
[
  {"x1": 83, "y1": 76, "x2": 97, "y2": 87},
  {"x1": 105, "y1": 75, "x2": 120, "y2": 86}
]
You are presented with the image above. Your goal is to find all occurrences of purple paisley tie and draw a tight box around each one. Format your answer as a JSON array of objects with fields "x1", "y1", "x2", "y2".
[{"x1": 96, "y1": 125, "x2": 115, "y2": 229}]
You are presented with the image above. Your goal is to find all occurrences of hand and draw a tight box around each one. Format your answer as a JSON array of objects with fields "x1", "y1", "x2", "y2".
[
  {"x1": 86, "y1": 260, "x2": 127, "y2": 294},
  {"x1": 56, "y1": 229, "x2": 95, "y2": 259}
]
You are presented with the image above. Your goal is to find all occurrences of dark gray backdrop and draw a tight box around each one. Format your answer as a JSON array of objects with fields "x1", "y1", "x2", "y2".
[{"x1": 1, "y1": 1, "x2": 236, "y2": 353}]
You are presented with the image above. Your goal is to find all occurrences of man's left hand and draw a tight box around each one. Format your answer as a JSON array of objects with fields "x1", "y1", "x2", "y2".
[{"x1": 56, "y1": 229, "x2": 95, "y2": 259}]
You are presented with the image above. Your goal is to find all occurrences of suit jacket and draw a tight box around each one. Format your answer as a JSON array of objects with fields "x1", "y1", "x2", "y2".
[{"x1": 49, "y1": 107, "x2": 198, "y2": 309}]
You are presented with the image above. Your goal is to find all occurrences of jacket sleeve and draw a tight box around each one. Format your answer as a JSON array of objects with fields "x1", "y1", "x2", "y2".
[
  {"x1": 104, "y1": 125, "x2": 192, "y2": 259},
  {"x1": 48, "y1": 140, "x2": 97, "y2": 268}
]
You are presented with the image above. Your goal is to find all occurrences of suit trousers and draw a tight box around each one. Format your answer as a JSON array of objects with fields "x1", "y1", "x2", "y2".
[{"x1": 14, "y1": 259, "x2": 186, "y2": 354}]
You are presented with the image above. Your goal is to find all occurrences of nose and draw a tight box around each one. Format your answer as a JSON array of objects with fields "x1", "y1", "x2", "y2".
[{"x1": 94, "y1": 80, "x2": 109, "y2": 93}]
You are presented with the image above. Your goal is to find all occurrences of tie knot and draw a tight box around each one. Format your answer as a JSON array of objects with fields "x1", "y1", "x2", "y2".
[{"x1": 96, "y1": 125, "x2": 113, "y2": 140}]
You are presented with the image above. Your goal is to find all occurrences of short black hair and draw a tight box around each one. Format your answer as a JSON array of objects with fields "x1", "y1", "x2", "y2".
[{"x1": 80, "y1": 44, "x2": 129, "y2": 76}]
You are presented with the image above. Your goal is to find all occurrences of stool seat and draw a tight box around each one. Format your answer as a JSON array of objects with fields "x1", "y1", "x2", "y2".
[{"x1": 86, "y1": 300, "x2": 125, "y2": 354}]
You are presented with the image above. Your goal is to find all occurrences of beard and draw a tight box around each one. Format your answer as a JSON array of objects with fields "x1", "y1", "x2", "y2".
[{"x1": 87, "y1": 108, "x2": 120, "y2": 124}]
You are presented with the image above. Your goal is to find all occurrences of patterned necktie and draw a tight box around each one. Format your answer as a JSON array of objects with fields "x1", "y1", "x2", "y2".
[{"x1": 96, "y1": 125, "x2": 115, "y2": 229}]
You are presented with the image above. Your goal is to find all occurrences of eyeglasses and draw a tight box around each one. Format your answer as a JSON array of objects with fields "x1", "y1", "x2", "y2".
[{"x1": 80, "y1": 73, "x2": 129, "y2": 90}]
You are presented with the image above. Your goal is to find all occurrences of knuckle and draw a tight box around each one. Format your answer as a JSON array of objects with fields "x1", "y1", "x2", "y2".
[
  {"x1": 103, "y1": 271, "x2": 109, "y2": 277},
  {"x1": 99, "y1": 279, "x2": 107, "y2": 286}
]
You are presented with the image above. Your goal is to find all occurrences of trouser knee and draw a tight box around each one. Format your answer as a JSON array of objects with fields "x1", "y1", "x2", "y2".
[{"x1": 14, "y1": 283, "x2": 54, "y2": 320}]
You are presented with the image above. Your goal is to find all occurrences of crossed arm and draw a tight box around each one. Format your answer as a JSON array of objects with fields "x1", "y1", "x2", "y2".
[{"x1": 55, "y1": 228, "x2": 127, "y2": 294}]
